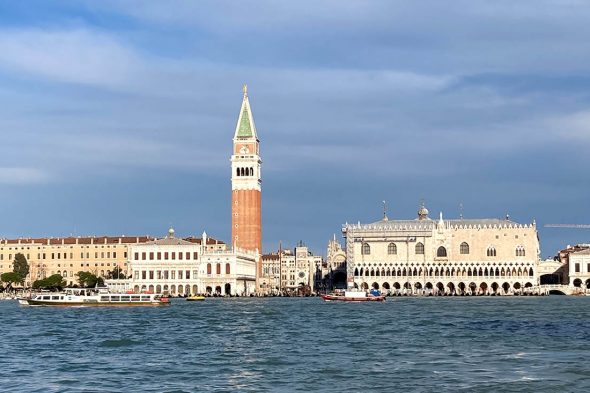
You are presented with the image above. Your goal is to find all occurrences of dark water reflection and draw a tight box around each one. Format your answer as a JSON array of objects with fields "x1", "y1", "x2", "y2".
[{"x1": 2, "y1": 296, "x2": 589, "y2": 392}]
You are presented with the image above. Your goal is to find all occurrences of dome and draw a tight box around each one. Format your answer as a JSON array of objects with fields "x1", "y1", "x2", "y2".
[
  {"x1": 168, "y1": 227, "x2": 175, "y2": 237},
  {"x1": 418, "y1": 203, "x2": 429, "y2": 220}
]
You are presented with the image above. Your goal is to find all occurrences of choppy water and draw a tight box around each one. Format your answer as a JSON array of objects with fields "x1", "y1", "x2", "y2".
[{"x1": 1, "y1": 296, "x2": 589, "y2": 392}]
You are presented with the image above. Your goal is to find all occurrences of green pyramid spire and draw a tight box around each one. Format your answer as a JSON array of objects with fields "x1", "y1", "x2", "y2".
[{"x1": 237, "y1": 106, "x2": 253, "y2": 138}]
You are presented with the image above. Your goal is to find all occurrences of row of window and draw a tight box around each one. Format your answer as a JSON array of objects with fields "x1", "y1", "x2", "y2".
[
  {"x1": 354, "y1": 266, "x2": 535, "y2": 277},
  {"x1": 132, "y1": 263, "x2": 231, "y2": 280},
  {"x1": 573, "y1": 263, "x2": 590, "y2": 273},
  {"x1": 362, "y1": 242, "x2": 526, "y2": 257},
  {"x1": 236, "y1": 167, "x2": 254, "y2": 177},
  {"x1": 135, "y1": 251, "x2": 198, "y2": 261},
  {"x1": 0, "y1": 252, "x2": 125, "y2": 261}
]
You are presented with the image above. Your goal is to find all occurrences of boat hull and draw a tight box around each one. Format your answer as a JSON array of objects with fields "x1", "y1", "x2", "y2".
[
  {"x1": 321, "y1": 294, "x2": 386, "y2": 302},
  {"x1": 186, "y1": 296, "x2": 205, "y2": 301},
  {"x1": 18, "y1": 298, "x2": 169, "y2": 307}
]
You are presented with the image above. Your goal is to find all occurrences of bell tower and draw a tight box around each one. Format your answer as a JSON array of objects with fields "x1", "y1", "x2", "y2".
[{"x1": 231, "y1": 85, "x2": 262, "y2": 279}]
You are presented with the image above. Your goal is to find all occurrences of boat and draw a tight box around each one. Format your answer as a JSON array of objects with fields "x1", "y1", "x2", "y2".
[
  {"x1": 18, "y1": 287, "x2": 170, "y2": 307},
  {"x1": 186, "y1": 295, "x2": 206, "y2": 301},
  {"x1": 321, "y1": 289, "x2": 386, "y2": 302}
]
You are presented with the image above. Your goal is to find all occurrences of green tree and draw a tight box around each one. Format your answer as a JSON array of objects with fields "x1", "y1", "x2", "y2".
[
  {"x1": 32, "y1": 274, "x2": 66, "y2": 291},
  {"x1": 105, "y1": 266, "x2": 127, "y2": 279},
  {"x1": 13, "y1": 253, "x2": 29, "y2": 284},
  {"x1": 1, "y1": 272, "x2": 21, "y2": 288},
  {"x1": 76, "y1": 271, "x2": 104, "y2": 288}
]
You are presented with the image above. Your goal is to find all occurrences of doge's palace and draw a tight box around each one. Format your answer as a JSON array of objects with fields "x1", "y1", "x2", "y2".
[{"x1": 343, "y1": 204, "x2": 540, "y2": 295}]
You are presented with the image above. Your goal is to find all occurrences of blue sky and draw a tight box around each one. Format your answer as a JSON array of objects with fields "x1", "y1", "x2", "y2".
[{"x1": 0, "y1": 1, "x2": 589, "y2": 258}]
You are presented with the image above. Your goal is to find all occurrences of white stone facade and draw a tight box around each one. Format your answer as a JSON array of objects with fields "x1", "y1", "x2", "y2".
[
  {"x1": 569, "y1": 248, "x2": 590, "y2": 290},
  {"x1": 113, "y1": 229, "x2": 257, "y2": 296},
  {"x1": 343, "y1": 208, "x2": 540, "y2": 295}
]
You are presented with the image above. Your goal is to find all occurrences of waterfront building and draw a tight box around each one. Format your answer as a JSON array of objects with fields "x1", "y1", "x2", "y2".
[
  {"x1": 260, "y1": 243, "x2": 323, "y2": 295},
  {"x1": 568, "y1": 246, "x2": 590, "y2": 290},
  {"x1": 342, "y1": 204, "x2": 540, "y2": 295},
  {"x1": 113, "y1": 228, "x2": 258, "y2": 296},
  {"x1": 0, "y1": 236, "x2": 151, "y2": 287},
  {"x1": 231, "y1": 85, "x2": 263, "y2": 280}
]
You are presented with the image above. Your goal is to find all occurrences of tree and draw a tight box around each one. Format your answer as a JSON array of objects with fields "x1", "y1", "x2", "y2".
[
  {"x1": 105, "y1": 266, "x2": 127, "y2": 280},
  {"x1": 76, "y1": 271, "x2": 104, "y2": 288},
  {"x1": 13, "y1": 253, "x2": 29, "y2": 284},
  {"x1": 32, "y1": 274, "x2": 66, "y2": 291},
  {"x1": 1, "y1": 272, "x2": 22, "y2": 290}
]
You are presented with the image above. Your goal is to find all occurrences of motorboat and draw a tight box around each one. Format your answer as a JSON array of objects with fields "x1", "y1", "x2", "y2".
[
  {"x1": 321, "y1": 289, "x2": 385, "y2": 302},
  {"x1": 186, "y1": 295, "x2": 206, "y2": 301}
]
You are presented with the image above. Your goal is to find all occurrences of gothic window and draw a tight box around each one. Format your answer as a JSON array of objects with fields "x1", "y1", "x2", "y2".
[
  {"x1": 387, "y1": 243, "x2": 397, "y2": 255},
  {"x1": 250, "y1": 167, "x2": 254, "y2": 176},
  {"x1": 236, "y1": 168, "x2": 240, "y2": 177},
  {"x1": 207, "y1": 263, "x2": 211, "y2": 275},
  {"x1": 362, "y1": 243, "x2": 371, "y2": 255},
  {"x1": 515, "y1": 246, "x2": 525, "y2": 257},
  {"x1": 415, "y1": 242, "x2": 424, "y2": 255},
  {"x1": 226, "y1": 263, "x2": 231, "y2": 274},
  {"x1": 354, "y1": 268, "x2": 359, "y2": 276},
  {"x1": 460, "y1": 242, "x2": 470, "y2": 254},
  {"x1": 437, "y1": 246, "x2": 447, "y2": 258},
  {"x1": 487, "y1": 247, "x2": 497, "y2": 257}
]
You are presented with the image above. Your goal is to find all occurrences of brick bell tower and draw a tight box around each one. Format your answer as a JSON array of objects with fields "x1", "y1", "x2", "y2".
[{"x1": 231, "y1": 84, "x2": 262, "y2": 280}]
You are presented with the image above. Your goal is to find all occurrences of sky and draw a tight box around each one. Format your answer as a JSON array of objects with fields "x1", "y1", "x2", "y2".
[{"x1": 0, "y1": 0, "x2": 589, "y2": 258}]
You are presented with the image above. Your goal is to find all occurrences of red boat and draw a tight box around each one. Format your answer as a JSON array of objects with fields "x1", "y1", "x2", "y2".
[{"x1": 321, "y1": 290, "x2": 386, "y2": 302}]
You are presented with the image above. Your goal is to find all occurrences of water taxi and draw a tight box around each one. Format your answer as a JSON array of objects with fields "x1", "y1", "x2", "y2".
[
  {"x1": 321, "y1": 289, "x2": 386, "y2": 302},
  {"x1": 18, "y1": 287, "x2": 170, "y2": 307},
  {"x1": 186, "y1": 295, "x2": 206, "y2": 301}
]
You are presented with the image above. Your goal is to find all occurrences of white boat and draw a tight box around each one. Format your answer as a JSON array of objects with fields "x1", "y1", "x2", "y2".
[
  {"x1": 18, "y1": 287, "x2": 170, "y2": 307},
  {"x1": 321, "y1": 289, "x2": 386, "y2": 302}
]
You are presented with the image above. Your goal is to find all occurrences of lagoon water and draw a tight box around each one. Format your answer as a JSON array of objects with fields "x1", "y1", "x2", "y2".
[{"x1": 2, "y1": 296, "x2": 589, "y2": 392}]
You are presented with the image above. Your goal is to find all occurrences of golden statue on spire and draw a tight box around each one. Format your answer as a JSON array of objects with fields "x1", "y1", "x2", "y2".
[{"x1": 243, "y1": 84, "x2": 248, "y2": 96}]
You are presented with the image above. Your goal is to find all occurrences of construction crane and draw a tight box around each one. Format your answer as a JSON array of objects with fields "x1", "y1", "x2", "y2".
[{"x1": 544, "y1": 224, "x2": 590, "y2": 228}]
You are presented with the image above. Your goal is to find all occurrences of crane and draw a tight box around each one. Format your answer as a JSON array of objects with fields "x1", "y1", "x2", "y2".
[{"x1": 544, "y1": 224, "x2": 590, "y2": 228}]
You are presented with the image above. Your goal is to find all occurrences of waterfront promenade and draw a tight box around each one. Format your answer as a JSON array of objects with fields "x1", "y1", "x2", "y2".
[{"x1": 3, "y1": 296, "x2": 589, "y2": 392}]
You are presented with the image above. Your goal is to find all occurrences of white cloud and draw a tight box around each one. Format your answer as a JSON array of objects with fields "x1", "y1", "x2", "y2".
[{"x1": 0, "y1": 167, "x2": 52, "y2": 185}]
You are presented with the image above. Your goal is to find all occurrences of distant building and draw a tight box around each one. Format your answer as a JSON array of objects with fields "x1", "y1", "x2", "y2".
[
  {"x1": 315, "y1": 235, "x2": 347, "y2": 292},
  {"x1": 567, "y1": 246, "x2": 590, "y2": 289},
  {"x1": 342, "y1": 204, "x2": 540, "y2": 295},
  {"x1": 0, "y1": 236, "x2": 152, "y2": 287},
  {"x1": 260, "y1": 243, "x2": 323, "y2": 295},
  {"x1": 110, "y1": 228, "x2": 257, "y2": 296}
]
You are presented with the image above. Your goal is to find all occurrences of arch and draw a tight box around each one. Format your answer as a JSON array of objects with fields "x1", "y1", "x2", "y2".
[
  {"x1": 415, "y1": 242, "x2": 425, "y2": 254},
  {"x1": 469, "y1": 282, "x2": 477, "y2": 294},
  {"x1": 435, "y1": 268, "x2": 440, "y2": 277},
  {"x1": 354, "y1": 267, "x2": 359, "y2": 276},
  {"x1": 365, "y1": 268, "x2": 370, "y2": 276},
  {"x1": 445, "y1": 268, "x2": 451, "y2": 276},
  {"x1": 502, "y1": 282, "x2": 510, "y2": 293},
  {"x1": 387, "y1": 243, "x2": 397, "y2": 255},
  {"x1": 163, "y1": 285, "x2": 169, "y2": 292},
  {"x1": 249, "y1": 167, "x2": 254, "y2": 176},
  {"x1": 360, "y1": 282, "x2": 369, "y2": 290},
  {"x1": 467, "y1": 268, "x2": 472, "y2": 276},
  {"x1": 177, "y1": 285, "x2": 184, "y2": 295},
  {"x1": 393, "y1": 282, "x2": 401, "y2": 289},
  {"x1": 586, "y1": 279, "x2": 590, "y2": 289},
  {"x1": 192, "y1": 285, "x2": 198, "y2": 295},
  {"x1": 413, "y1": 267, "x2": 418, "y2": 276},
  {"x1": 414, "y1": 282, "x2": 423, "y2": 290},
  {"x1": 404, "y1": 282, "x2": 412, "y2": 290},
  {"x1": 382, "y1": 282, "x2": 391, "y2": 290},
  {"x1": 515, "y1": 246, "x2": 526, "y2": 257},
  {"x1": 529, "y1": 267, "x2": 534, "y2": 277},
  {"x1": 460, "y1": 242, "x2": 470, "y2": 254},
  {"x1": 501, "y1": 267, "x2": 505, "y2": 276},
  {"x1": 477, "y1": 267, "x2": 483, "y2": 276},
  {"x1": 370, "y1": 269, "x2": 375, "y2": 277},
  {"x1": 491, "y1": 282, "x2": 499, "y2": 294},
  {"x1": 447, "y1": 282, "x2": 455, "y2": 295},
  {"x1": 156, "y1": 285, "x2": 162, "y2": 294},
  {"x1": 484, "y1": 267, "x2": 489, "y2": 277},
  {"x1": 362, "y1": 243, "x2": 370, "y2": 255},
  {"x1": 397, "y1": 268, "x2": 402, "y2": 276},
  {"x1": 141, "y1": 285, "x2": 147, "y2": 292},
  {"x1": 479, "y1": 282, "x2": 488, "y2": 295},
  {"x1": 429, "y1": 267, "x2": 434, "y2": 276},
  {"x1": 402, "y1": 267, "x2": 407, "y2": 276},
  {"x1": 170, "y1": 285, "x2": 176, "y2": 294},
  {"x1": 224, "y1": 283, "x2": 231, "y2": 295},
  {"x1": 495, "y1": 267, "x2": 500, "y2": 277},
  {"x1": 458, "y1": 282, "x2": 466, "y2": 294},
  {"x1": 437, "y1": 246, "x2": 447, "y2": 258},
  {"x1": 381, "y1": 268, "x2": 386, "y2": 276},
  {"x1": 386, "y1": 268, "x2": 391, "y2": 276},
  {"x1": 215, "y1": 286, "x2": 222, "y2": 294},
  {"x1": 236, "y1": 168, "x2": 240, "y2": 177},
  {"x1": 524, "y1": 282, "x2": 533, "y2": 288},
  {"x1": 133, "y1": 285, "x2": 140, "y2": 294},
  {"x1": 206, "y1": 286, "x2": 212, "y2": 294},
  {"x1": 372, "y1": 282, "x2": 379, "y2": 289},
  {"x1": 436, "y1": 282, "x2": 444, "y2": 294},
  {"x1": 487, "y1": 247, "x2": 497, "y2": 257},
  {"x1": 511, "y1": 267, "x2": 517, "y2": 276},
  {"x1": 513, "y1": 282, "x2": 521, "y2": 290},
  {"x1": 451, "y1": 268, "x2": 455, "y2": 276},
  {"x1": 425, "y1": 282, "x2": 433, "y2": 289},
  {"x1": 573, "y1": 278, "x2": 582, "y2": 287},
  {"x1": 375, "y1": 269, "x2": 380, "y2": 277}
]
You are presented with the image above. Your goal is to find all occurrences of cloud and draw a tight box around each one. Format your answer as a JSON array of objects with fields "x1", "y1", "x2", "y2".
[{"x1": 0, "y1": 167, "x2": 52, "y2": 185}]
